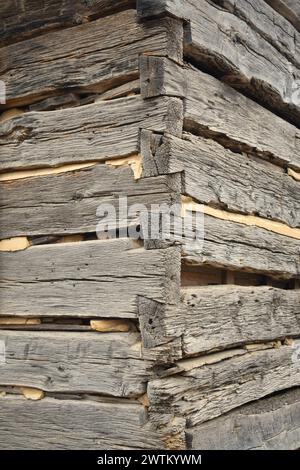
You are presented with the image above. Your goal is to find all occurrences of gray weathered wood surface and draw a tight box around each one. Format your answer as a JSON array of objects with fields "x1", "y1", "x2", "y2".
[
  {"x1": 139, "y1": 286, "x2": 300, "y2": 356},
  {"x1": 187, "y1": 387, "x2": 300, "y2": 449},
  {"x1": 0, "y1": 240, "x2": 180, "y2": 317},
  {"x1": 181, "y1": 214, "x2": 300, "y2": 278},
  {"x1": 0, "y1": 165, "x2": 180, "y2": 239},
  {"x1": 158, "y1": 133, "x2": 300, "y2": 227},
  {"x1": 0, "y1": 9, "x2": 182, "y2": 107},
  {"x1": 0, "y1": 96, "x2": 182, "y2": 171},
  {"x1": 138, "y1": 0, "x2": 300, "y2": 124},
  {"x1": 141, "y1": 58, "x2": 300, "y2": 171},
  {"x1": 0, "y1": 395, "x2": 162, "y2": 449},
  {"x1": 265, "y1": 0, "x2": 300, "y2": 31},
  {"x1": 0, "y1": 330, "x2": 148, "y2": 397},
  {"x1": 149, "y1": 341, "x2": 300, "y2": 426},
  {"x1": 0, "y1": 1, "x2": 135, "y2": 46}
]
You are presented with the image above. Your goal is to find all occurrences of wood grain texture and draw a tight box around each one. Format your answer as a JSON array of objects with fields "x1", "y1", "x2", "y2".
[
  {"x1": 0, "y1": 95, "x2": 183, "y2": 171},
  {"x1": 0, "y1": 9, "x2": 183, "y2": 107},
  {"x1": 0, "y1": 0, "x2": 135, "y2": 46},
  {"x1": 139, "y1": 286, "x2": 300, "y2": 356},
  {"x1": 212, "y1": 0, "x2": 300, "y2": 66},
  {"x1": 0, "y1": 330, "x2": 148, "y2": 397},
  {"x1": 148, "y1": 341, "x2": 300, "y2": 426},
  {"x1": 0, "y1": 164, "x2": 181, "y2": 239},
  {"x1": 181, "y1": 213, "x2": 300, "y2": 278},
  {"x1": 0, "y1": 395, "x2": 162, "y2": 449},
  {"x1": 139, "y1": 0, "x2": 300, "y2": 124},
  {"x1": 264, "y1": 0, "x2": 300, "y2": 31},
  {"x1": 0, "y1": 239, "x2": 180, "y2": 317},
  {"x1": 140, "y1": 58, "x2": 300, "y2": 171},
  {"x1": 187, "y1": 388, "x2": 300, "y2": 450},
  {"x1": 157, "y1": 133, "x2": 300, "y2": 227}
]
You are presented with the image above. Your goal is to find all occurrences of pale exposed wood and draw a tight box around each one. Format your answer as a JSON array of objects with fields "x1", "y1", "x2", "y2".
[
  {"x1": 0, "y1": 10, "x2": 183, "y2": 107},
  {"x1": 0, "y1": 163, "x2": 181, "y2": 239},
  {"x1": 0, "y1": 96, "x2": 182, "y2": 171},
  {"x1": 0, "y1": 0, "x2": 136, "y2": 46},
  {"x1": 188, "y1": 388, "x2": 300, "y2": 450},
  {"x1": 0, "y1": 396, "x2": 162, "y2": 449},
  {"x1": 182, "y1": 198, "x2": 300, "y2": 239},
  {"x1": 0, "y1": 240, "x2": 180, "y2": 317},
  {"x1": 90, "y1": 319, "x2": 133, "y2": 333},
  {"x1": 20, "y1": 387, "x2": 45, "y2": 401},
  {"x1": 0, "y1": 108, "x2": 24, "y2": 123},
  {"x1": 0, "y1": 162, "x2": 98, "y2": 182},
  {"x1": 0, "y1": 330, "x2": 149, "y2": 397},
  {"x1": 0, "y1": 237, "x2": 30, "y2": 252},
  {"x1": 148, "y1": 342, "x2": 300, "y2": 426},
  {"x1": 0, "y1": 317, "x2": 41, "y2": 325},
  {"x1": 288, "y1": 168, "x2": 300, "y2": 182},
  {"x1": 105, "y1": 154, "x2": 142, "y2": 179}
]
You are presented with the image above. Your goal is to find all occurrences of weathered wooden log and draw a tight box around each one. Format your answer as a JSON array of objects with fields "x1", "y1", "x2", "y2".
[
  {"x1": 139, "y1": 286, "x2": 300, "y2": 356},
  {"x1": 264, "y1": 0, "x2": 300, "y2": 32},
  {"x1": 0, "y1": 330, "x2": 148, "y2": 397},
  {"x1": 0, "y1": 95, "x2": 182, "y2": 171},
  {"x1": 0, "y1": 9, "x2": 183, "y2": 107},
  {"x1": 152, "y1": 133, "x2": 300, "y2": 227},
  {"x1": 148, "y1": 341, "x2": 300, "y2": 426},
  {"x1": 138, "y1": 0, "x2": 300, "y2": 125},
  {"x1": 140, "y1": 57, "x2": 300, "y2": 170},
  {"x1": 0, "y1": 239, "x2": 180, "y2": 317},
  {"x1": 0, "y1": 0, "x2": 136, "y2": 46},
  {"x1": 0, "y1": 395, "x2": 162, "y2": 449},
  {"x1": 0, "y1": 164, "x2": 181, "y2": 239},
  {"x1": 187, "y1": 387, "x2": 300, "y2": 450}
]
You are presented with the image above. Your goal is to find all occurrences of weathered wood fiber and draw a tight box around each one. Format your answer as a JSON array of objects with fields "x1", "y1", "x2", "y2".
[
  {"x1": 0, "y1": 240, "x2": 180, "y2": 317},
  {"x1": 0, "y1": 395, "x2": 162, "y2": 449},
  {"x1": 187, "y1": 388, "x2": 300, "y2": 450},
  {"x1": 0, "y1": 9, "x2": 183, "y2": 107},
  {"x1": 0, "y1": 95, "x2": 182, "y2": 171},
  {"x1": 181, "y1": 213, "x2": 300, "y2": 278},
  {"x1": 138, "y1": 0, "x2": 300, "y2": 124},
  {"x1": 148, "y1": 341, "x2": 300, "y2": 426},
  {"x1": 211, "y1": 0, "x2": 300, "y2": 66},
  {"x1": 265, "y1": 0, "x2": 300, "y2": 31},
  {"x1": 140, "y1": 58, "x2": 300, "y2": 170},
  {"x1": 0, "y1": 330, "x2": 148, "y2": 397},
  {"x1": 0, "y1": 1, "x2": 135, "y2": 46},
  {"x1": 155, "y1": 133, "x2": 300, "y2": 227},
  {"x1": 0, "y1": 164, "x2": 181, "y2": 239},
  {"x1": 139, "y1": 286, "x2": 300, "y2": 356}
]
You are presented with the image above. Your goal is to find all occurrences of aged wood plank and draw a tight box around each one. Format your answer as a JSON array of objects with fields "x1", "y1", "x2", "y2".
[
  {"x1": 138, "y1": 0, "x2": 300, "y2": 125},
  {"x1": 212, "y1": 0, "x2": 300, "y2": 66},
  {"x1": 0, "y1": 9, "x2": 183, "y2": 107},
  {"x1": 264, "y1": 0, "x2": 300, "y2": 31},
  {"x1": 0, "y1": 164, "x2": 181, "y2": 239},
  {"x1": 0, "y1": 95, "x2": 183, "y2": 171},
  {"x1": 0, "y1": 395, "x2": 162, "y2": 449},
  {"x1": 148, "y1": 341, "x2": 300, "y2": 426},
  {"x1": 140, "y1": 58, "x2": 300, "y2": 171},
  {"x1": 0, "y1": 239, "x2": 180, "y2": 317},
  {"x1": 139, "y1": 286, "x2": 300, "y2": 356},
  {"x1": 0, "y1": 330, "x2": 148, "y2": 397},
  {"x1": 155, "y1": 133, "x2": 300, "y2": 227},
  {"x1": 0, "y1": 1, "x2": 136, "y2": 46},
  {"x1": 188, "y1": 388, "x2": 300, "y2": 450},
  {"x1": 181, "y1": 211, "x2": 300, "y2": 278}
]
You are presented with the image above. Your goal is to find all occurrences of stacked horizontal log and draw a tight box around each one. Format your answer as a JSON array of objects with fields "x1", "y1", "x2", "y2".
[{"x1": 0, "y1": 0, "x2": 299, "y2": 450}]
